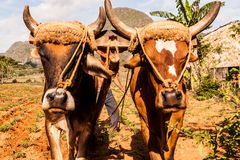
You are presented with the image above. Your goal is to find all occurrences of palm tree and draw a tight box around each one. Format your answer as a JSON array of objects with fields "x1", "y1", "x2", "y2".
[{"x1": 150, "y1": 0, "x2": 224, "y2": 29}]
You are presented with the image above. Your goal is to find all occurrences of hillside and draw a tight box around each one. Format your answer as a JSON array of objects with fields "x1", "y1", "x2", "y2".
[
  {"x1": 4, "y1": 41, "x2": 34, "y2": 63},
  {"x1": 104, "y1": 7, "x2": 153, "y2": 30}
]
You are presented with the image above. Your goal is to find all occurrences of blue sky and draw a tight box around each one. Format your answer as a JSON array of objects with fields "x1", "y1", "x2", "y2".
[{"x1": 0, "y1": 0, "x2": 239, "y2": 53}]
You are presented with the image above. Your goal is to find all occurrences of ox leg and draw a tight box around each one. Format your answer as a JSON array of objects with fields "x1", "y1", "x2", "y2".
[
  {"x1": 75, "y1": 125, "x2": 91, "y2": 160},
  {"x1": 140, "y1": 118, "x2": 163, "y2": 160},
  {"x1": 45, "y1": 121, "x2": 63, "y2": 160},
  {"x1": 68, "y1": 131, "x2": 76, "y2": 160},
  {"x1": 164, "y1": 110, "x2": 185, "y2": 160}
]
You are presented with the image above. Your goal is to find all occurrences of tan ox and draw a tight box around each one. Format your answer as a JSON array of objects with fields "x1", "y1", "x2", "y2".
[
  {"x1": 23, "y1": 5, "x2": 119, "y2": 160},
  {"x1": 105, "y1": 0, "x2": 221, "y2": 159}
]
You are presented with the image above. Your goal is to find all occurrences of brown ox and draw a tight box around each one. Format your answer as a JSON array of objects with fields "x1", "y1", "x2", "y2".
[
  {"x1": 23, "y1": 6, "x2": 118, "y2": 160},
  {"x1": 105, "y1": 0, "x2": 221, "y2": 159}
]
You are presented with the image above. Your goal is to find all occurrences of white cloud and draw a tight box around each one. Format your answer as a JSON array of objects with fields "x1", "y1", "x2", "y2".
[
  {"x1": 0, "y1": 0, "x2": 104, "y2": 52},
  {"x1": 0, "y1": 15, "x2": 28, "y2": 53},
  {"x1": 28, "y1": 0, "x2": 103, "y2": 23}
]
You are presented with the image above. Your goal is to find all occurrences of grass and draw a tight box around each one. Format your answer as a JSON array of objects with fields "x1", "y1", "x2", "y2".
[
  {"x1": 26, "y1": 123, "x2": 40, "y2": 133},
  {"x1": 120, "y1": 112, "x2": 137, "y2": 131},
  {"x1": 36, "y1": 110, "x2": 45, "y2": 122},
  {"x1": 13, "y1": 151, "x2": 26, "y2": 159},
  {"x1": 10, "y1": 117, "x2": 21, "y2": 125},
  {"x1": 36, "y1": 110, "x2": 44, "y2": 118},
  {"x1": 0, "y1": 104, "x2": 18, "y2": 111},
  {"x1": 20, "y1": 138, "x2": 32, "y2": 148},
  {"x1": 0, "y1": 123, "x2": 12, "y2": 132},
  {"x1": 0, "y1": 84, "x2": 42, "y2": 115},
  {"x1": 0, "y1": 117, "x2": 21, "y2": 132}
]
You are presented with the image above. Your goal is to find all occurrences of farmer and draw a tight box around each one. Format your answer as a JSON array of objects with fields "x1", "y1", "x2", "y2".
[{"x1": 97, "y1": 74, "x2": 125, "y2": 131}]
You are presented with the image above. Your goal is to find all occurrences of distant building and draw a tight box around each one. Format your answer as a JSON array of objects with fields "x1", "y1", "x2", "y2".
[{"x1": 203, "y1": 21, "x2": 240, "y2": 87}]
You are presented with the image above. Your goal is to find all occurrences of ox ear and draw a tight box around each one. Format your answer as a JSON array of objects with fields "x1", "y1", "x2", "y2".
[
  {"x1": 124, "y1": 53, "x2": 142, "y2": 69},
  {"x1": 82, "y1": 54, "x2": 113, "y2": 79},
  {"x1": 189, "y1": 52, "x2": 198, "y2": 62}
]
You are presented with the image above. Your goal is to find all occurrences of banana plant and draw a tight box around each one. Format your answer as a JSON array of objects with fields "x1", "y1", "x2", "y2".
[{"x1": 150, "y1": 0, "x2": 224, "y2": 29}]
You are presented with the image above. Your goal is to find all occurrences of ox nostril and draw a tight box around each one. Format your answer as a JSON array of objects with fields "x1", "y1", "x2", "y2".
[
  {"x1": 46, "y1": 93, "x2": 54, "y2": 101},
  {"x1": 162, "y1": 92, "x2": 167, "y2": 102},
  {"x1": 176, "y1": 91, "x2": 182, "y2": 100}
]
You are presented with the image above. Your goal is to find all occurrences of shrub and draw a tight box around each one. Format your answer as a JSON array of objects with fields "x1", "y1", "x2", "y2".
[
  {"x1": 181, "y1": 113, "x2": 240, "y2": 159},
  {"x1": 195, "y1": 75, "x2": 221, "y2": 100},
  {"x1": 26, "y1": 123, "x2": 40, "y2": 133},
  {"x1": 204, "y1": 113, "x2": 240, "y2": 159},
  {"x1": 0, "y1": 123, "x2": 12, "y2": 132},
  {"x1": 10, "y1": 117, "x2": 20, "y2": 125},
  {"x1": 12, "y1": 79, "x2": 17, "y2": 83},
  {"x1": 14, "y1": 151, "x2": 26, "y2": 159},
  {"x1": 20, "y1": 138, "x2": 32, "y2": 148},
  {"x1": 25, "y1": 79, "x2": 31, "y2": 83}
]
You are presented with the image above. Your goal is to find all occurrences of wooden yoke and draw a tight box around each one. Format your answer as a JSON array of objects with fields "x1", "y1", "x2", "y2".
[
  {"x1": 95, "y1": 30, "x2": 130, "y2": 74},
  {"x1": 96, "y1": 30, "x2": 129, "y2": 53}
]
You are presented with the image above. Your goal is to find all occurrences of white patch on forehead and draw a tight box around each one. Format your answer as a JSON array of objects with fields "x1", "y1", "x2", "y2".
[
  {"x1": 155, "y1": 40, "x2": 177, "y2": 57},
  {"x1": 168, "y1": 65, "x2": 177, "y2": 77}
]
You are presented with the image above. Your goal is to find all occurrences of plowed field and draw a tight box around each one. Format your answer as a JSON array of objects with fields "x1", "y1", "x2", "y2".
[{"x1": 0, "y1": 83, "x2": 234, "y2": 160}]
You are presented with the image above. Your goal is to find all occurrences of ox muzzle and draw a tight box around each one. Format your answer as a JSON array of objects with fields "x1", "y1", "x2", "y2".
[
  {"x1": 161, "y1": 90, "x2": 183, "y2": 108},
  {"x1": 42, "y1": 88, "x2": 75, "y2": 113},
  {"x1": 156, "y1": 88, "x2": 186, "y2": 111}
]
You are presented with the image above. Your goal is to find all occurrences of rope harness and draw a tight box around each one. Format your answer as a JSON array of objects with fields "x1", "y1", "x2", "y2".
[
  {"x1": 57, "y1": 26, "x2": 88, "y2": 89},
  {"x1": 135, "y1": 28, "x2": 192, "y2": 90},
  {"x1": 107, "y1": 27, "x2": 193, "y2": 130}
]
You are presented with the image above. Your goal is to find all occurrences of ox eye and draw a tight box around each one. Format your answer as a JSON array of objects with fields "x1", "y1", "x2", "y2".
[{"x1": 36, "y1": 47, "x2": 45, "y2": 57}]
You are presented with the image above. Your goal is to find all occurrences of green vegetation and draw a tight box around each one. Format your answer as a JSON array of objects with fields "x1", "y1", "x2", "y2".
[
  {"x1": 0, "y1": 123, "x2": 12, "y2": 132},
  {"x1": 195, "y1": 75, "x2": 221, "y2": 100},
  {"x1": 0, "y1": 56, "x2": 43, "y2": 80},
  {"x1": 36, "y1": 110, "x2": 45, "y2": 121},
  {"x1": 120, "y1": 112, "x2": 137, "y2": 131},
  {"x1": 196, "y1": 35, "x2": 211, "y2": 63},
  {"x1": 20, "y1": 138, "x2": 32, "y2": 148},
  {"x1": 10, "y1": 117, "x2": 21, "y2": 125},
  {"x1": 230, "y1": 22, "x2": 240, "y2": 38},
  {"x1": 150, "y1": 0, "x2": 224, "y2": 27},
  {"x1": 181, "y1": 113, "x2": 240, "y2": 159},
  {"x1": 207, "y1": 113, "x2": 240, "y2": 159},
  {"x1": 213, "y1": 44, "x2": 223, "y2": 54},
  {"x1": 0, "y1": 56, "x2": 18, "y2": 79},
  {"x1": 26, "y1": 123, "x2": 40, "y2": 133},
  {"x1": 0, "y1": 117, "x2": 21, "y2": 132},
  {"x1": 13, "y1": 151, "x2": 26, "y2": 159}
]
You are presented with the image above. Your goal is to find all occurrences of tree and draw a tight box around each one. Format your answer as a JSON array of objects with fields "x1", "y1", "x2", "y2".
[
  {"x1": 0, "y1": 56, "x2": 18, "y2": 82},
  {"x1": 150, "y1": 0, "x2": 224, "y2": 28}
]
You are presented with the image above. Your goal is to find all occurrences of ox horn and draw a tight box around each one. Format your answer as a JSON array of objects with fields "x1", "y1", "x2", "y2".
[
  {"x1": 104, "y1": 0, "x2": 135, "y2": 39},
  {"x1": 23, "y1": 5, "x2": 39, "y2": 34},
  {"x1": 89, "y1": 7, "x2": 106, "y2": 35},
  {"x1": 189, "y1": 1, "x2": 221, "y2": 37}
]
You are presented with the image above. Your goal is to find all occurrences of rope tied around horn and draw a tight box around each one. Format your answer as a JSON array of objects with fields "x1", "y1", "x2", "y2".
[{"x1": 57, "y1": 26, "x2": 88, "y2": 89}]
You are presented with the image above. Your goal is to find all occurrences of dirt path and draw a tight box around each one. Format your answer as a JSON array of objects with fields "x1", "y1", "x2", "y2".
[{"x1": 0, "y1": 84, "x2": 234, "y2": 160}]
